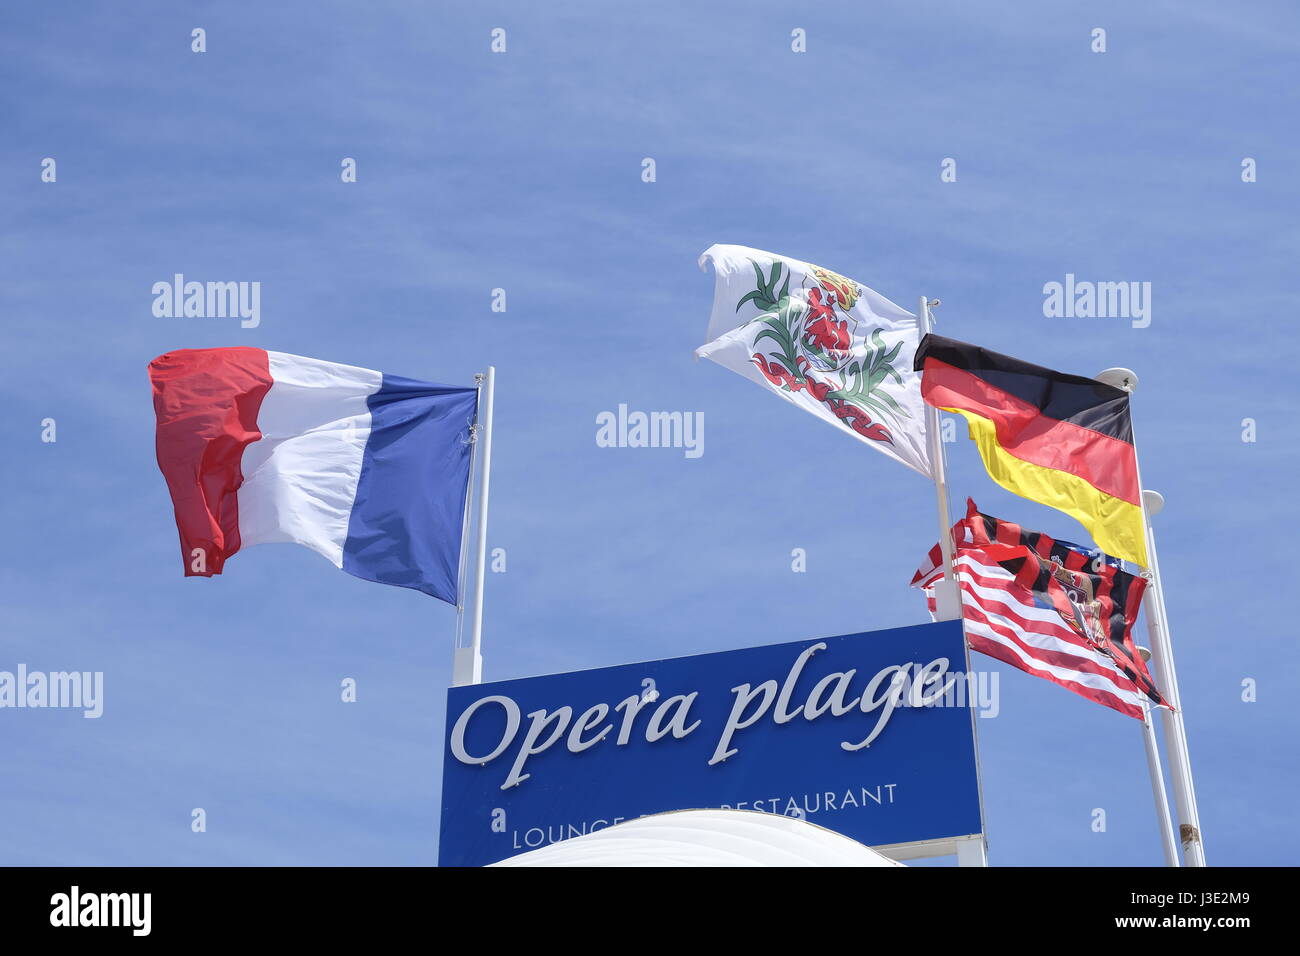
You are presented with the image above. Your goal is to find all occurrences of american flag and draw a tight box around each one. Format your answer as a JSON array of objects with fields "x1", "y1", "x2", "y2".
[{"x1": 912, "y1": 500, "x2": 1164, "y2": 720}]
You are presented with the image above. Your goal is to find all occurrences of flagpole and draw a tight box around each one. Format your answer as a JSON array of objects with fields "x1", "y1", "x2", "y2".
[
  {"x1": 453, "y1": 387, "x2": 481, "y2": 663},
  {"x1": 919, "y1": 296, "x2": 987, "y2": 867},
  {"x1": 452, "y1": 366, "x2": 495, "y2": 687},
  {"x1": 917, "y1": 297, "x2": 961, "y2": 620},
  {"x1": 1139, "y1": 685, "x2": 1181, "y2": 866},
  {"x1": 1096, "y1": 368, "x2": 1206, "y2": 867},
  {"x1": 1137, "y1": 490, "x2": 1206, "y2": 866}
]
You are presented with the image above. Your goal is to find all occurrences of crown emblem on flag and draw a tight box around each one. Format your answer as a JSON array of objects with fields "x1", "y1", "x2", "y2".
[{"x1": 1043, "y1": 555, "x2": 1106, "y2": 650}]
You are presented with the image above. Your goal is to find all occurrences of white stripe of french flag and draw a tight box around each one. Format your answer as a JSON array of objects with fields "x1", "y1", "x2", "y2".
[{"x1": 149, "y1": 347, "x2": 478, "y2": 604}]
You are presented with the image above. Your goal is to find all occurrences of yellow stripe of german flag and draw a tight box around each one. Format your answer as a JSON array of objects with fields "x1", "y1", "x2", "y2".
[{"x1": 948, "y1": 408, "x2": 1148, "y2": 566}]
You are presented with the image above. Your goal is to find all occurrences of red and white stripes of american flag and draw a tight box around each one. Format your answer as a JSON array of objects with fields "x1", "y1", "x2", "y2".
[{"x1": 913, "y1": 526, "x2": 1153, "y2": 720}]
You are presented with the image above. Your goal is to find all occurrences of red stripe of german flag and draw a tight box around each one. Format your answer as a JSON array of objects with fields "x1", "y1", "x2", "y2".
[{"x1": 915, "y1": 334, "x2": 1148, "y2": 566}]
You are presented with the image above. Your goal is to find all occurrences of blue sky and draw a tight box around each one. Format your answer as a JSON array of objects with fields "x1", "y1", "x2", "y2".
[{"x1": 2, "y1": 1, "x2": 1296, "y2": 866}]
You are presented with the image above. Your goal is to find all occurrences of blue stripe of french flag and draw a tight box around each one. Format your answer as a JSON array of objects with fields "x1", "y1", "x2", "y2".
[{"x1": 149, "y1": 348, "x2": 479, "y2": 604}]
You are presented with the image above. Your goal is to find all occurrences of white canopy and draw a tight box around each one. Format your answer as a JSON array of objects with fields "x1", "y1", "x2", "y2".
[{"x1": 490, "y1": 809, "x2": 906, "y2": 867}]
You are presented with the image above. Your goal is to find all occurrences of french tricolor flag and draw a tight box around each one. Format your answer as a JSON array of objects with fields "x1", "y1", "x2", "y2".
[{"x1": 149, "y1": 348, "x2": 479, "y2": 604}]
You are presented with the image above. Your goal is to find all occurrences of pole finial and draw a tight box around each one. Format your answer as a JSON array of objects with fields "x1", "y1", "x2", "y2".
[
  {"x1": 1095, "y1": 367, "x2": 1138, "y2": 393},
  {"x1": 1142, "y1": 489, "x2": 1165, "y2": 516}
]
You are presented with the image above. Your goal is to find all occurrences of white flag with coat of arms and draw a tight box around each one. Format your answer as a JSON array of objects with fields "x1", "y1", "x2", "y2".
[{"x1": 697, "y1": 244, "x2": 933, "y2": 477}]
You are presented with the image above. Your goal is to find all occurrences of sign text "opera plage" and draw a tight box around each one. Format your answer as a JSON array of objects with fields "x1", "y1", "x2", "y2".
[{"x1": 450, "y1": 642, "x2": 957, "y2": 790}]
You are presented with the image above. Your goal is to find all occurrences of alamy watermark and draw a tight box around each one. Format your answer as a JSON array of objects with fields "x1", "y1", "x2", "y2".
[
  {"x1": 596, "y1": 404, "x2": 704, "y2": 459},
  {"x1": 152, "y1": 274, "x2": 260, "y2": 328},
  {"x1": 893, "y1": 665, "x2": 1001, "y2": 718},
  {"x1": 50, "y1": 886, "x2": 150, "y2": 936},
  {"x1": 0, "y1": 665, "x2": 103, "y2": 718},
  {"x1": 1042, "y1": 273, "x2": 1151, "y2": 328}
]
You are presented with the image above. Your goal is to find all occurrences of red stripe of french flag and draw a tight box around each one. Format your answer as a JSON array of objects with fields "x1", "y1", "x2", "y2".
[{"x1": 149, "y1": 347, "x2": 274, "y2": 575}]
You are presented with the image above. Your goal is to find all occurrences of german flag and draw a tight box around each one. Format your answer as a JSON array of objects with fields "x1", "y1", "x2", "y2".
[{"x1": 914, "y1": 334, "x2": 1148, "y2": 566}]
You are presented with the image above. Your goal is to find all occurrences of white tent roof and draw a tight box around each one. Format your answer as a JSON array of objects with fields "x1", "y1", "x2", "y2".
[{"x1": 490, "y1": 809, "x2": 906, "y2": 867}]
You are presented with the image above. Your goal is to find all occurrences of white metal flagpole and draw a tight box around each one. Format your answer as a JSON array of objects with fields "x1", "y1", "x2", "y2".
[
  {"x1": 1138, "y1": 489, "x2": 1206, "y2": 866},
  {"x1": 1138, "y1": 680, "x2": 1181, "y2": 867},
  {"x1": 1095, "y1": 367, "x2": 1205, "y2": 867},
  {"x1": 917, "y1": 297, "x2": 961, "y2": 622},
  {"x1": 452, "y1": 391, "x2": 481, "y2": 662},
  {"x1": 918, "y1": 296, "x2": 987, "y2": 868},
  {"x1": 452, "y1": 366, "x2": 495, "y2": 687}
]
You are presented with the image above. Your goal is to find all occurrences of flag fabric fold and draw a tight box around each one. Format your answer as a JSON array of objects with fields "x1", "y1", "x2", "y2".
[
  {"x1": 913, "y1": 499, "x2": 1162, "y2": 719},
  {"x1": 149, "y1": 347, "x2": 478, "y2": 603},
  {"x1": 914, "y1": 333, "x2": 1147, "y2": 565},
  {"x1": 697, "y1": 244, "x2": 933, "y2": 477}
]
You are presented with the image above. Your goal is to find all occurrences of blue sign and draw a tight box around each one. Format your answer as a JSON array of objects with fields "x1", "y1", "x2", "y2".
[{"x1": 438, "y1": 621, "x2": 982, "y2": 866}]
